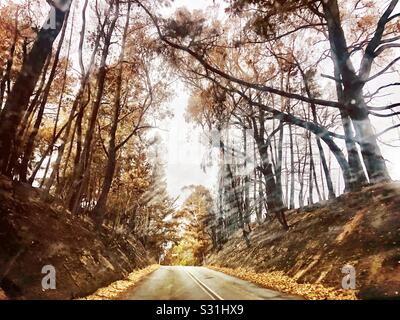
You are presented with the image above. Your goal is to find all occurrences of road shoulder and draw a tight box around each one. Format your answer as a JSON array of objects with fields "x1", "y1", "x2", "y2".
[{"x1": 207, "y1": 266, "x2": 357, "y2": 300}]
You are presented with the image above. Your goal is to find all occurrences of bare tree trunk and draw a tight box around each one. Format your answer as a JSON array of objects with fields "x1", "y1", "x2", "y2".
[
  {"x1": 42, "y1": 0, "x2": 107, "y2": 199},
  {"x1": 252, "y1": 111, "x2": 288, "y2": 230},
  {"x1": 93, "y1": 1, "x2": 131, "y2": 226},
  {"x1": 322, "y1": 0, "x2": 391, "y2": 183},
  {"x1": 333, "y1": 62, "x2": 368, "y2": 187},
  {"x1": 0, "y1": 5, "x2": 70, "y2": 173},
  {"x1": 308, "y1": 134, "x2": 314, "y2": 205},
  {"x1": 6, "y1": 55, "x2": 52, "y2": 177},
  {"x1": 39, "y1": 7, "x2": 75, "y2": 188},
  {"x1": 312, "y1": 152, "x2": 323, "y2": 203},
  {"x1": 298, "y1": 139, "x2": 307, "y2": 210},
  {"x1": 276, "y1": 122, "x2": 284, "y2": 207},
  {"x1": 19, "y1": 9, "x2": 70, "y2": 182},
  {"x1": 284, "y1": 144, "x2": 289, "y2": 207},
  {"x1": 243, "y1": 128, "x2": 250, "y2": 223},
  {"x1": 257, "y1": 170, "x2": 263, "y2": 222},
  {"x1": 69, "y1": 1, "x2": 120, "y2": 214},
  {"x1": 289, "y1": 124, "x2": 295, "y2": 209}
]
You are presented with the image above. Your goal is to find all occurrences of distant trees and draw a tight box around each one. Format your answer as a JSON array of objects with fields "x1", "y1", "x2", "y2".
[{"x1": 168, "y1": 186, "x2": 216, "y2": 265}]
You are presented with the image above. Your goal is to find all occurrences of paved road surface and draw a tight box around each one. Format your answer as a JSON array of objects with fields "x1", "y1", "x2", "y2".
[{"x1": 120, "y1": 266, "x2": 301, "y2": 300}]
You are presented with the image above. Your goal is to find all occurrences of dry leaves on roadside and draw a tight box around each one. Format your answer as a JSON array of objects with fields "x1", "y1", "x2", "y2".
[
  {"x1": 80, "y1": 265, "x2": 160, "y2": 300},
  {"x1": 208, "y1": 266, "x2": 358, "y2": 300}
]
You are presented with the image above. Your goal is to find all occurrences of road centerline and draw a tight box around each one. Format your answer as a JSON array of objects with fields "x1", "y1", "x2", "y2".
[
  {"x1": 182, "y1": 267, "x2": 224, "y2": 300},
  {"x1": 181, "y1": 267, "x2": 215, "y2": 300}
]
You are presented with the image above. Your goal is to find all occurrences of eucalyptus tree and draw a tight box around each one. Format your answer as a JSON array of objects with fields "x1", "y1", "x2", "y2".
[{"x1": 0, "y1": 0, "x2": 72, "y2": 173}]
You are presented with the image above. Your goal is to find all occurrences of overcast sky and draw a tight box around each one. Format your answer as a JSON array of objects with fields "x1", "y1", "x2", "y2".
[{"x1": 157, "y1": 0, "x2": 225, "y2": 204}]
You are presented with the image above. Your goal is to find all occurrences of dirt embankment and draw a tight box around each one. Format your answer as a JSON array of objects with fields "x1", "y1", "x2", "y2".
[
  {"x1": 208, "y1": 183, "x2": 400, "y2": 299},
  {"x1": 0, "y1": 176, "x2": 151, "y2": 300}
]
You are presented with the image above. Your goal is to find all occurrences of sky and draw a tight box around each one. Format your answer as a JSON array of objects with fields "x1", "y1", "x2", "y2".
[
  {"x1": 156, "y1": 0, "x2": 226, "y2": 204},
  {"x1": 158, "y1": 82, "x2": 218, "y2": 204}
]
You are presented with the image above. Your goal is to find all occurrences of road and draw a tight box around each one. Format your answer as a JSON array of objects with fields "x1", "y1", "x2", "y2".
[{"x1": 119, "y1": 266, "x2": 302, "y2": 300}]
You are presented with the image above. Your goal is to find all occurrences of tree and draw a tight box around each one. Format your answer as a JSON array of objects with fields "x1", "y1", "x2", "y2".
[
  {"x1": 137, "y1": 0, "x2": 398, "y2": 189},
  {"x1": 0, "y1": 0, "x2": 71, "y2": 173},
  {"x1": 171, "y1": 185, "x2": 216, "y2": 265}
]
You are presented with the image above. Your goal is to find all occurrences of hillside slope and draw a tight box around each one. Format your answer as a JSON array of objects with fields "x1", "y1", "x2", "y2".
[
  {"x1": 0, "y1": 176, "x2": 150, "y2": 300},
  {"x1": 208, "y1": 183, "x2": 400, "y2": 299}
]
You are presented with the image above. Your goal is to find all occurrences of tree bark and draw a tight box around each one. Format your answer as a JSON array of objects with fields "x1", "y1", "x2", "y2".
[
  {"x1": 42, "y1": 0, "x2": 107, "y2": 199},
  {"x1": 322, "y1": 0, "x2": 391, "y2": 183},
  {"x1": 68, "y1": 1, "x2": 120, "y2": 214},
  {"x1": 289, "y1": 124, "x2": 295, "y2": 209},
  {"x1": 308, "y1": 134, "x2": 314, "y2": 205},
  {"x1": 332, "y1": 60, "x2": 368, "y2": 186},
  {"x1": 93, "y1": 1, "x2": 131, "y2": 226},
  {"x1": 252, "y1": 111, "x2": 288, "y2": 229},
  {"x1": 0, "y1": 5, "x2": 70, "y2": 173},
  {"x1": 5, "y1": 55, "x2": 52, "y2": 177},
  {"x1": 19, "y1": 9, "x2": 70, "y2": 182}
]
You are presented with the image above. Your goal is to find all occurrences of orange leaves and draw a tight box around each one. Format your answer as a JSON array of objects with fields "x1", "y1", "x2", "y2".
[
  {"x1": 356, "y1": 15, "x2": 376, "y2": 30},
  {"x1": 209, "y1": 266, "x2": 359, "y2": 300},
  {"x1": 168, "y1": 186, "x2": 215, "y2": 265},
  {"x1": 80, "y1": 265, "x2": 160, "y2": 300}
]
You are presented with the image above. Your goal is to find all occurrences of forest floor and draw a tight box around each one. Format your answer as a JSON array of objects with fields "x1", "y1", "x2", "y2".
[
  {"x1": 208, "y1": 182, "x2": 400, "y2": 299},
  {"x1": 0, "y1": 175, "x2": 151, "y2": 300}
]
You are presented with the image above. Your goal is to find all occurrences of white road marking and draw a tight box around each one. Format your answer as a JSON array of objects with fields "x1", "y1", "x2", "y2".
[{"x1": 181, "y1": 267, "x2": 224, "y2": 300}]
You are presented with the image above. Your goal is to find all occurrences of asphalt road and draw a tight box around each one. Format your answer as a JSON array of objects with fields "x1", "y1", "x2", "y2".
[{"x1": 120, "y1": 266, "x2": 301, "y2": 300}]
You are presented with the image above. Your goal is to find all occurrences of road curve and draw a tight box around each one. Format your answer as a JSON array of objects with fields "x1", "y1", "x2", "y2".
[{"x1": 119, "y1": 266, "x2": 302, "y2": 300}]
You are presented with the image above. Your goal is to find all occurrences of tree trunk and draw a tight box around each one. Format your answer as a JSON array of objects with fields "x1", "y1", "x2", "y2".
[
  {"x1": 289, "y1": 124, "x2": 295, "y2": 209},
  {"x1": 243, "y1": 128, "x2": 250, "y2": 223},
  {"x1": 257, "y1": 170, "x2": 263, "y2": 222},
  {"x1": 93, "y1": 1, "x2": 131, "y2": 226},
  {"x1": 6, "y1": 55, "x2": 52, "y2": 177},
  {"x1": 322, "y1": 0, "x2": 390, "y2": 183},
  {"x1": 275, "y1": 122, "x2": 284, "y2": 206},
  {"x1": 42, "y1": 0, "x2": 107, "y2": 199},
  {"x1": 252, "y1": 111, "x2": 288, "y2": 229},
  {"x1": 0, "y1": 5, "x2": 70, "y2": 173},
  {"x1": 333, "y1": 62, "x2": 368, "y2": 186},
  {"x1": 68, "y1": 1, "x2": 120, "y2": 214},
  {"x1": 308, "y1": 134, "x2": 314, "y2": 205},
  {"x1": 19, "y1": 9, "x2": 70, "y2": 182}
]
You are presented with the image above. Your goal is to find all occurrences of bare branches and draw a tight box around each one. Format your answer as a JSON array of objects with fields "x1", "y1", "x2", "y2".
[
  {"x1": 359, "y1": 0, "x2": 399, "y2": 81},
  {"x1": 134, "y1": 0, "x2": 342, "y2": 110},
  {"x1": 376, "y1": 123, "x2": 400, "y2": 138},
  {"x1": 367, "y1": 56, "x2": 400, "y2": 82},
  {"x1": 368, "y1": 102, "x2": 400, "y2": 111}
]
